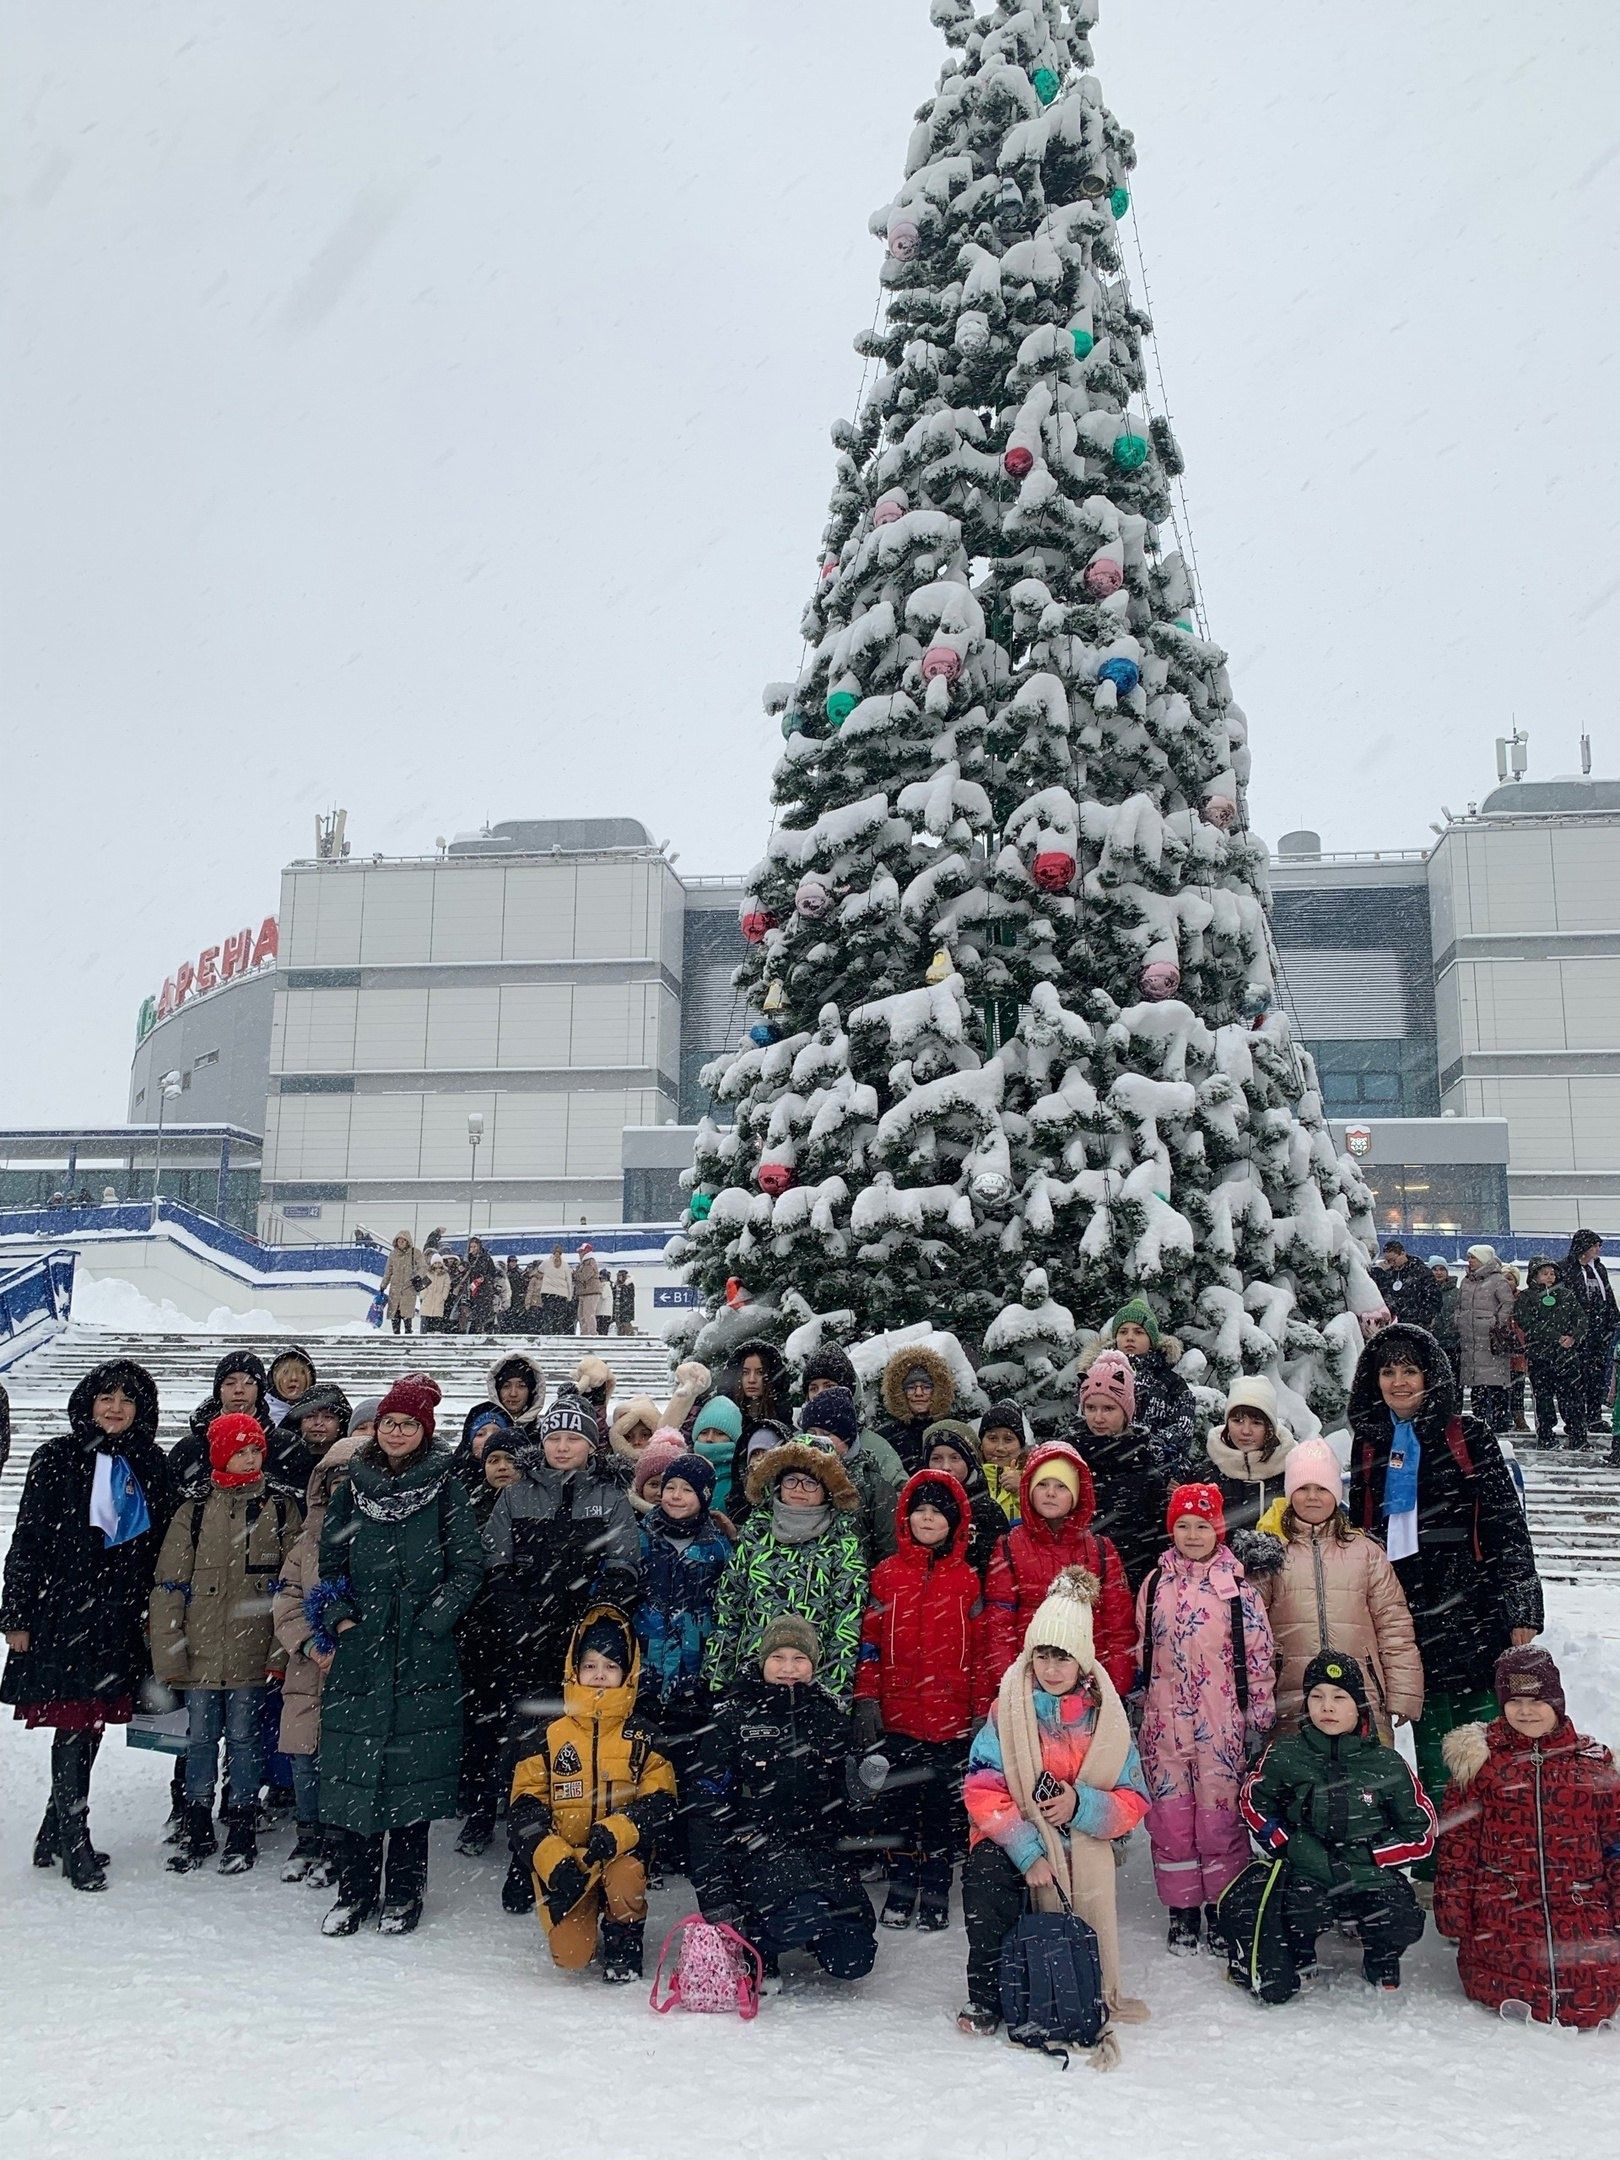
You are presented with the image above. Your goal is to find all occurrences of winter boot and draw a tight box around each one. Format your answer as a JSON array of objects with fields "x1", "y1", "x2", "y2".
[
  {"x1": 917, "y1": 1861, "x2": 952, "y2": 1932},
  {"x1": 455, "y1": 1811, "x2": 495, "y2": 1857},
  {"x1": 32, "y1": 1800, "x2": 104, "y2": 1871},
  {"x1": 162, "y1": 1761, "x2": 188, "y2": 1844},
  {"x1": 956, "y1": 2002, "x2": 1001, "y2": 2036},
  {"x1": 600, "y1": 1920, "x2": 645, "y2": 1984},
  {"x1": 1362, "y1": 1950, "x2": 1402, "y2": 1991},
  {"x1": 501, "y1": 1854, "x2": 536, "y2": 1914},
  {"x1": 167, "y1": 1799, "x2": 219, "y2": 1874},
  {"x1": 880, "y1": 1856, "x2": 919, "y2": 1929},
  {"x1": 281, "y1": 1822, "x2": 325, "y2": 1882},
  {"x1": 378, "y1": 1894, "x2": 423, "y2": 1935},
  {"x1": 219, "y1": 1807, "x2": 258, "y2": 1875},
  {"x1": 322, "y1": 1896, "x2": 374, "y2": 1936},
  {"x1": 1203, "y1": 1902, "x2": 1222, "y2": 1950},
  {"x1": 1167, "y1": 1906, "x2": 1203, "y2": 1955},
  {"x1": 304, "y1": 1832, "x2": 340, "y2": 1891}
]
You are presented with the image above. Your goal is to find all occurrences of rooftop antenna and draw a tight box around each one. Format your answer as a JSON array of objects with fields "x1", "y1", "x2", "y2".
[
  {"x1": 1581, "y1": 731, "x2": 1592, "y2": 776},
  {"x1": 315, "y1": 808, "x2": 349, "y2": 860},
  {"x1": 1494, "y1": 725, "x2": 1527, "y2": 785}
]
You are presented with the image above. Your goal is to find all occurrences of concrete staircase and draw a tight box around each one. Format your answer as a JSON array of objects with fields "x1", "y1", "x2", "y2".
[
  {"x1": 1515, "y1": 1451, "x2": 1620, "y2": 1584},
  {"x1": 1, "y1": 1323, "x2": 676, "y2": 1538}
]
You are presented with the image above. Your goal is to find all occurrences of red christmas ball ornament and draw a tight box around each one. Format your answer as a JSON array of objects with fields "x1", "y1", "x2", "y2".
[
  {"x1": 756, "y1": 1162, "x2": 795, "y2": 1197},
  {"x1": 920, "y1": 644, "x2": 962, "y2": 684},
  {"x1": 724, "y1": 1276, "x2": 749, "y2": 1310},
  {"x1": 1084, "y1": 556, "x2": 1124, "y2": 598},
  {"x1": 819, "y1": 556, "x2": 838, "y2": 584},
  {"x1": 739, "y1": 907, "x2": 776, "y2": 945},
  {"x1": 1032, "y1": 850, "x2": 1077, "y2": 892},
  {"x1": 1003, "y1": 445, "x2": 1034, "y2": 479}
]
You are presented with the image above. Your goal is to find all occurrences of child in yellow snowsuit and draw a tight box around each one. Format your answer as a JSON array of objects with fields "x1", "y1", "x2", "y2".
[{"x1": 508, "y1": 1606, "x2": 676, "y2": 1982}]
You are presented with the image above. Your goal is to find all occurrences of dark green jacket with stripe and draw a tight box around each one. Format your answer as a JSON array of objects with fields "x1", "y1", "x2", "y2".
[{"x1": 1239, "y1": 1721, "x2": 1437, "y2": 1892}]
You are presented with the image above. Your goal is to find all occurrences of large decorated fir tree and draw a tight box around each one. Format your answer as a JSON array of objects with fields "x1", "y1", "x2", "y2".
[{"x1": 672, "y1": 0, "x2": 1385, "y2": 1431}]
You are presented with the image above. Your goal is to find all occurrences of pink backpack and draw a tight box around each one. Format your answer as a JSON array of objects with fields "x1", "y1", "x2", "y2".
[{"x1": 648, "y1": 1913, "x2": 764, "y2": 2019}]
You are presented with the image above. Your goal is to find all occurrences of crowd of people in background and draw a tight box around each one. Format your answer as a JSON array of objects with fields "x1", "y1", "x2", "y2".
[
  {"x1": 1373, "y1": 1231, "x2": 1620, "y2": 1465},
  {"x1": 3, "y1": 1286, "x2": 1617, "y2": 2053},
  {"x1": 377, "y1": 1230, "x2": 637, "y2": 1341}
]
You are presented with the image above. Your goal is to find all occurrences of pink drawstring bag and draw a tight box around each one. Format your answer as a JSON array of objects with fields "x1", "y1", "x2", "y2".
[{"x1": 648, "y1": 1913, "x2": 764, "y2": 2019}]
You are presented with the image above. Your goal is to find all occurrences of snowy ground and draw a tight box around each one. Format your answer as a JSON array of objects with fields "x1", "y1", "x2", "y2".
[
  {"x1": 2, "y1": 1590, "x2": 1615, "y2": 2159},
  {"x1": 69, "y1": 1274, "x2": 374, "y2": 1334}
]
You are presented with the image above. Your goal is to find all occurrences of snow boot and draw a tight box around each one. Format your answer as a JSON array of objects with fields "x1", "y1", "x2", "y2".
[
  {"x1": 162, "y1": 1761, "x2": 187, "y2": 1844},
  {"x1": 956, "y1": 2002, "x2": 1001, "y2": 2037},
  {"x1": 218, "y1": 1807, "x2": 258, "y2": 1876},
  {"x1": 1362, "y1": 1951, "x2": 1402, "y2": 1992},
  {"x1": 600, "y1": 1921, "x2": 644, "y2": 1984},
  {"x1": 34, "y1": 1800, "x2": 107, "y2": 1872},
  {"x1": 881, "y1": 1856, "x2": 919, "y2": 1929},
  {"x1": 322, "y1": 1896, "x2": 375, "y2": 1937},
  {"x1": 1167, "y1": 1906, "x2": 1203, "y2": 1955},
  {"x1": 455, "y1": 1811, "x2": 495, "y2": 1857},
  {"x1": 281, "y1": 1823, "x2": 325, "y2": 1882},
  {"x1": 304, "y1": 1833, "x2": 339, "y2": 1891},
  {"x1": 501, "y1": 1854, "x2": 536, "y2": 1914},
  {"x1": 1203, "y1": 1902, "x2": 1222, "y2": 1950},
  {"x1": 917, "y1": 1861, "x2": 951, "y2": 1931},
  {"x1": 167, "y1": 1800, "x2": 219, "y2": 1874},
  {"x1": 378, "y1": 1895, "x2": 423, "y2": 1935}
]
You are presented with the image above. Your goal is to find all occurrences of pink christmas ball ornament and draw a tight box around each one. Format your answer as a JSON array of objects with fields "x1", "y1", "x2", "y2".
[
  {"x1": 1140, "y1": 960, "x2": 1182, "y2": 1000},
  {"x1": 819, "y1": 556, "x2": 838, "y2": 584},
  {"x1": 1084, "y1": 556, "x2": 1124, "y2": 599},
  {"x1": 1203, "y1": 794, "x2": 1238, "y2": 830},
  {"x1": 1003, "y1": 445, "x2": 1035, "y2": 479},
  {"x1": 1359, "y1": 1306, "x2": 1394, "y2": 1340},
  {"x1": 1031, "y1": 850, "x2": 1077, "y2": 893},
  {"x1": 920, "y1": 644, "x2": 963, "y2": 684},
  {"x1": 794, "y1": 875, "x2": 834, "y2": 919},
  {"x1": 886, "y1": 217, "x2": 921, "y2": 260},
  {"x1": 872, "y1": 495, "x2": 907, "y2": 527},
  {"x1": 756, "y1": 1162, "x2": 796, "y2": 1197}
]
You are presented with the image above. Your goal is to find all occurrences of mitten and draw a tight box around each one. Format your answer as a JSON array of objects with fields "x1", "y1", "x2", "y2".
[
  {"x1": 851, "y1": 1698, "x2": 884, "y2": 1754},
  {"x1": 583, "y1": 1821, "x2": 619, "y2": 1868},
  {"x1": 542, "y1": 1855, "x2": 591, "y2": 1924}
]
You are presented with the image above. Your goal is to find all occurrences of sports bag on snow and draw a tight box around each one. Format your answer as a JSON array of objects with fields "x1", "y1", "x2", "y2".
[
  {"x1": 649, "y1": 1913, "x2": 764, "y2": 2019},
  {"x1": 998, "y1": 1903, "x2": 1109, "y2": 2067}
]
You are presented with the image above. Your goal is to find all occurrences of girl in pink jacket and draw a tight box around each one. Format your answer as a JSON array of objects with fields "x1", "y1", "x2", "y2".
[{"x1": 1135, "y1": 1483, "x2": 1276, "y2": 1953}]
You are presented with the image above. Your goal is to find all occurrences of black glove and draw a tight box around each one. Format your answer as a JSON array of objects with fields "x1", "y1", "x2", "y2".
[
  {"x1": 583, "y1": 1821, "x2": 619, "y2": 1868},
  {"x1": 851, "y1": 1698, "x2": 885, "y2": 1754},
  {"x1": 542, "y1": 1855, "x2": 591, "y2": 1924}
]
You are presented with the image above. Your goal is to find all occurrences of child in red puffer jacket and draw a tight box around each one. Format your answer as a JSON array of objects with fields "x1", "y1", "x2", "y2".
[
  {"x1": 855, "y1": 1472, "x2": 989, "y2": 1932},
  {"x1": 1436, "y1": 1645, "x2": 1620, "y2": 2029},
  {"x1": 983, "y1": 1442, "x2": 1136, "y2": 1695}
]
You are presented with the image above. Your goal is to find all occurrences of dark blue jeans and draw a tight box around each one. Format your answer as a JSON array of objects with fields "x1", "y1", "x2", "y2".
[{"x1": 185, "y1": 1686, "x2": 268, "y2": 1810}]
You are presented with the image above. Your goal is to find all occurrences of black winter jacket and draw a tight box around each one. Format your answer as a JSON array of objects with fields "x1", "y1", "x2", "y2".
[
  {"x1": 1373, "y1": 1264, "x2": 1443, "y2": 1332},
  {"x1": 1, "y1": 1362, "x2": 179, "y2": 1707},
  {"x1": 1346, "y1": 1326, "x2": 1543, "y2": 1695}
]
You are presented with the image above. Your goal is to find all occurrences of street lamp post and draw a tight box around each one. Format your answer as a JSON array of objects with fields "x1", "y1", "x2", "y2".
[
  {"x1": 466, "y1": 1111, "x2": 484, "y2": 1242},
  {"x1": 151, "y1": 1070, "x2": 183, "y2": 1224}
]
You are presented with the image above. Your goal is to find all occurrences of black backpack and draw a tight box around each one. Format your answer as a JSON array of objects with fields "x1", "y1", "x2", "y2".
[{"x1": 999, "y1": 1899, "x2": 1109, "y2": 2067}]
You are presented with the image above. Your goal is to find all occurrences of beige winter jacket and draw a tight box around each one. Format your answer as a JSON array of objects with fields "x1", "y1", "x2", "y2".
[
  {"x1": 417, "y1": 1257, "x2": 453, "y2": 1321},
  {"x1": 1260, "y1": 1521, "x2": 1424, "y2": 1740},
  {"x1": 149, "y1": 1480, "x2": 304, "y2": 1691},
  {"x1": 271, "y1": 1437, "x2": 365, "y2": 1756},
  {"x1": 573, "y1": 1254, "x2": 605, "y2": 1330},
  {"x1": 382, "y1": 1240, "x2": 427, "y2": 1320}
]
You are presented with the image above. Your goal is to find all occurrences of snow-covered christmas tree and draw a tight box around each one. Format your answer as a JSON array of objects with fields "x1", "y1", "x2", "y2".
[{"x1": 672, "y1": 0, "x2": 1385, "y2": 1431}]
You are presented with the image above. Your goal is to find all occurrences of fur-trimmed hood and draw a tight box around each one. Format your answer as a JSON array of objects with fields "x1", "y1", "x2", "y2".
[
  {"x1": 609, "y1": 1359, "x2": 711, "y2": 1465},
  {"x1": 484, "y1": 1352, "x2": 547, "y2": 1425},
  {"x1": 572, "y1": 1354, "x2": 615, "y2": 1403},
  {"x1": 1077, "y1": 1329, "x2": 1185, "y2": 1373},
  {"x1": 1441, "y1": 1720, "x2": 1492, "y2": 1790},
  {"x1": 880, "y1": 1343, "x2": 957, "y2": 1423},
  {"x1": 610, "y1": 1395, "x2": 664, "y2": 1461},
  {"x1": 744, "y1": 1439, "x2": 860, "y2": 1513}
]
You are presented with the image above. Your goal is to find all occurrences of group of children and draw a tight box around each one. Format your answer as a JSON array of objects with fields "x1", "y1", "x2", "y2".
[{"x1": 5, "y1": 1303, "x2": 1617, "y2": 2048}]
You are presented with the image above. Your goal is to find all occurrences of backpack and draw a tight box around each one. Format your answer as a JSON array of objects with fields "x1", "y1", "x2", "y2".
[
  {"x1": 1139, "y1": 1566, "x2": 1249, "y2": 1716},
  {"x1": 648, "y1": 1913, "x2": 763, "y2": 2019},
  {"x1": 998, "y1": 1899, "x2": 1110, "y2": 2068}
]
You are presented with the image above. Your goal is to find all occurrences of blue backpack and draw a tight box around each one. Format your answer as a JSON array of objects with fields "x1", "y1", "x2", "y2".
[{"x1": 999, "y1": 1905, "x2": 1109, "y2": 2067}]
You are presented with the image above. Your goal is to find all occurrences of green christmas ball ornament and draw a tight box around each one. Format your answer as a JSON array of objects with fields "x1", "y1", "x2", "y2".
[
  {"x1": 1113, "y1": 432, "x2": 1150, "y2": 471},
  {"x1": 1071, "y1": 328, "x2": 1095, "y2": 359},
  {"x1": 688, "y1": 1191, "x2": 713, "y2": 1220},
  {"x1": 1109, "y1": 185, "x2": 1130, "y2": 219},
  {"x1": 1031, "y1": 66, "x2": 1059, "y2": 105},
  {"x1": 825, "y1": 690, "x2": 858, "y2": 727},
  {"x1": 1173, "y1": 616, "x2": 1194, "y2": 632},
  {"x1": 780, "y1": 711, "x2": 801, "y2": 740}
]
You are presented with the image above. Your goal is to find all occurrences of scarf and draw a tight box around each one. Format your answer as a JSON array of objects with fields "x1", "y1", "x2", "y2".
[
  {"x1": 211, "y1": 1466, "x2": 263, "y2": 1491},
  {"x1": 1383, "y1": 1417, "x2": 1420, "y2": 1562},
  {"x1": 88, "y1": 1449, "x2": 151, "y2": 1547},
  {"x1": 353, "y1": 1465, "x2": 450, "y2": 1524},
  {"x1": 994, "y1": 1650, "x2": 1149, "y2": 2036},
  {"x1": 771, "y1": 1498, "x2": 830, "y2": 1545}
]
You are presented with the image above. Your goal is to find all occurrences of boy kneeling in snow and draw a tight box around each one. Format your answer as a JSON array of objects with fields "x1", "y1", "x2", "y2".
[{"x1": 508, "y1": 1608, "x2": 675, "y2": 1983}]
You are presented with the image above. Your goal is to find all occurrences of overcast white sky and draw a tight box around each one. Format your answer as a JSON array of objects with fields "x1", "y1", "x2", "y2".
[{"x1": 4, "y1": 0, "x2": 1618, "y2": 1125}]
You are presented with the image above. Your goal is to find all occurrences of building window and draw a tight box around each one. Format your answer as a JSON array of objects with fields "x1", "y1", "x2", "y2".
[
  {"x1": 1308, "y1": 1038, "x2": 1435, "y2": 1117},
  {"x1": 1353, "y1": 1163, "x2": 1510, "y2": 1239},
  {"x1": 622, "y1": 1167, "x2": 687, "y2": 1222},
  {"x1": 193, "y1": 1049, "x2": 220, "y2": 1070}
]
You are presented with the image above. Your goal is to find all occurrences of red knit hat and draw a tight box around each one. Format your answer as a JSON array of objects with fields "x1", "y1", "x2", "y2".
[
  {"x1": 1167, "y1": 1482, "x2": 1225, "y2": 1538},
  {"x1": 208, "y1": 1412, "x2": 267, "y2": 1479},
  {"x1": 376, "y1": 1376, "x2": 438, "y2": 1440}
]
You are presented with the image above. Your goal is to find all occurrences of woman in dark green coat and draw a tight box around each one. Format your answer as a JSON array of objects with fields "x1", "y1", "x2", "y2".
[{"x1": 314, "y1": 1378, "x2": 483, "y2": 1936}]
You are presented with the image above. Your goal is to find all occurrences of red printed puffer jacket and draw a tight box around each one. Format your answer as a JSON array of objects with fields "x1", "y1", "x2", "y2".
[
  {"x1": 982, "y1": 1443, "x2": 1137, "y2": 1695},
  {"x1": 855, "y1": 1471, "x2": 990, "y2": 1743},
  {"x1": 1435, "y1": 1715, "x2": 1620, "y2": 2028}
]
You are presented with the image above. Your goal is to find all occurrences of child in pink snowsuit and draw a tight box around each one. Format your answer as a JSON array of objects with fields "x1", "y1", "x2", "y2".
[{"x1": 1135, "y1": 1482, "x2": 1275, "y2": 1954}]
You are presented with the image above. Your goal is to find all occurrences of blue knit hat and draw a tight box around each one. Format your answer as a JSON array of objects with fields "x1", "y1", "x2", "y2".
[
  {"x1": 798, "y1": 1385, "x2": 858, "y2": 1451},
  {"x1": 692, "y1": 1396, "x2": 744, "y2": 1444},
  {"x1": 659, "y1": 1451, "x2": 716, "y2": 1510}
]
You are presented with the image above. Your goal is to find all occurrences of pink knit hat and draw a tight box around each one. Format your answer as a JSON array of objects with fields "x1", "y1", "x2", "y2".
[
  {"x1": 1080, "y1": 1348, "x2": 1136, "y2": 1423},
  {"x1": 633, "y1": 1431, "x2": 686, "y2": 1499},
  {"x1": 1284, "y1": 1435, "x2": 1343, "y2": 1500}
]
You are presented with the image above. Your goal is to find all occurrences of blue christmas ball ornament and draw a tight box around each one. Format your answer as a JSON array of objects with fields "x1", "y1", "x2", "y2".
[
  {"x1": 825, "y1": 690, "x2": 858, "y2": 726},
  {"x1": 748, "y1": 1021, "x2": 776, "y2": 1046},
  {"x1": 1097, "y1": 656, "x2": 1141, "y2": 696},
  {"x1": 1071, "y1": 327, "x2": 1094, "y2": 359},
  {"x1": 780, "y1": 712, "x2": 802, "y2": 740},
  {"x1": 1031, "y1": 66, "x2": 1059, "y2": 105},
  {"x1": 1113, "y1": 432, "x2": 1150, "y2": 471},
  {"x1": 1109, "y1": 186, "x2": 1130, "y2": 219}
]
